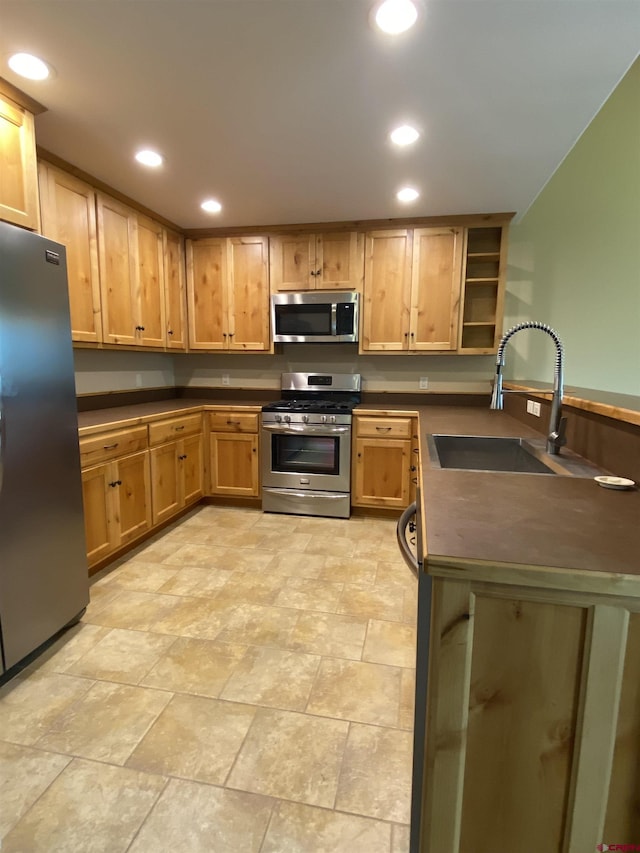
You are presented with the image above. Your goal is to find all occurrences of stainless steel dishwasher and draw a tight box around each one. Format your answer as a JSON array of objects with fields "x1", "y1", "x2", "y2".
[{"x1": 396, "y1": 494, "x2": 431, "y2": 853}]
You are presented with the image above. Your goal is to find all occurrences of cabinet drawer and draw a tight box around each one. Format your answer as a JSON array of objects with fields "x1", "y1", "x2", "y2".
[
  {"x1": 356, "y1": 417, "x2": 413, "y2": 439},
  {"x1": 148, "y1": 413, "x2": 202, "y2": 446},
  {"x1": 80, "y1": 425, "x2": 148, "y2": 467},
  {"x1": 208, "y1": 411, "x2": 259, "y2": 433}
]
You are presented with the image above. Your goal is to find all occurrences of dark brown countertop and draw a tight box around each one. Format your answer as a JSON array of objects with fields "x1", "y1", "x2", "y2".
[
  {"x1": 417, "y1": 407, "x2": 640, "y2": 584},
  {"x1": 77, "y1": 399, "x2": 266, "y2": 434}
]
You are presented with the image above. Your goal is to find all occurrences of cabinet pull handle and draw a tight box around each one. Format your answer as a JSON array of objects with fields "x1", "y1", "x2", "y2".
[
  {"x1": 178, "y1": 454, "x2": 187, "y2": 460},
  {"x1": 103, "y1": 443, "x2": 119, "y2": 450},
  {"x1": 174, "y1": 425, "x2": 185, "y2": 431},
  {"x1": 168, "y1": 329, "x2": 174, "y2": 336},
  {"x1": 404, "y1": 332, "x2": 408, "y2": 339},
  {"x1": 411, "y1": 477, "x2": 418, "y2": 484},
  {"x1": 410, "y1": 465, "x2": 417, "y2": 472},
  {"x1": 375, "y1": 426, "x2": 392, "y2": 432},
  {"x1": 108, "y1": 479, "x2": 122, "y2": 488},
  {"x1": 228, "y1": 333, "x2": 234, "y2": 338},
  {"x1": 316, "y1": 268, "x2": 322, "y2": 276},
  {"x1": 413, "y1": 448, "x2": 420, "y2": 454},
  {"x1": 310, "y1": 270, "x2": 316, "y2": 277},
  {"x1": 135, "y1": 325, "x2": 145, "y2": 332},
  {"x1": 226, "y1": 419, "x2": 241, "y2": 425}
]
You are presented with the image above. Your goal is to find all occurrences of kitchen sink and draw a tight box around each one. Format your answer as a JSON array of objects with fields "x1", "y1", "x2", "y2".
[{"x1": 427, "y1": 434, "x2": 573, "y2": 475}]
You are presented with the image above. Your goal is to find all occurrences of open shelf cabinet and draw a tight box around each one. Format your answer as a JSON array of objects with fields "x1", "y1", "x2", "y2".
[{"x1": 459, "y1": 226, "x2": 508, "y2": 353}]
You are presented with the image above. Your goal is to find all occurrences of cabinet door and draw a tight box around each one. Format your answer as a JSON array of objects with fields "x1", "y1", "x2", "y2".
[
  {"x1": 181, "y1": 434, "x2": 204, "y2": 505},
  {"x1": 164, "y1": 228, "x2": 187, "y2": 349},
  {"x1": 410, "y1": 227, "x2": 463, "y2": 351},
  {"x1": 269, "y1": 234, "x2": 314, "y2": 291},
  {"x1": 150, "y1": 442, "x2": 180, "y2": 526},
  {"x1": 97, "y1": 193, "x2": 138, "y2": 345},
  {"x1": 38, "y1": 163, "x2": 102, "y2": 343},
  {"x1": 209, "y1": 433, "x2": 259, "y2": 497},
  {"x1": 352, "y1": 437, "x2": 411, "y2": 508},
  {"x1": 81, "y1": 463, "x2": 116, "y2": 566},
  {"x1": 361, "y1": 230, "x2": 412, "y2": 351},
  {"x1": 316, "y1": 232, "x2": 363, "y2": 290},
  {"x1": 136, "y1": 214, "x2": 166, "y2": 347},
  {"x1": 227, "y1": 235, "x2": 270, "y2": 351},
  {"x1": 115, "y1": 451, "x2": 151, "y2": 544},
  {"x1": 0, "y1": 94, "x2": 39, "y2": 231},
  {"x1": 186, "y1": 238, "x2": 228, "y2": 349}
]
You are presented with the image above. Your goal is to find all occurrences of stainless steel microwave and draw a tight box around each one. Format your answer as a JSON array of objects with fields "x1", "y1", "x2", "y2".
[{"x1": 271, "y1": 292, "x2": 359, "y2": 343}]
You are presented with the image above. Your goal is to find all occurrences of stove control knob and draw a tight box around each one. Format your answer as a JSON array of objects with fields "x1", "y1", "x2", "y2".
[
  {"x1": 329, "y1": 415, "x2": 336, "y2": 424},
  {"x1": 302, "y1": 414, "x2": 309, "y2": 423},
  {"x1": 284, "y1": 415, "x2": 291, "y2": 423},
  {"x1": 321, "y1": 415, "x2": 327, "y2": 424},
  {"x1": 275, "y1": 414, "x2": 282, "y2": 422}
]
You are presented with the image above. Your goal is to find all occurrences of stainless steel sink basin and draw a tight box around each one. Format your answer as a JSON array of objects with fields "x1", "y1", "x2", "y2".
[{"x1": 427, "y1": 434, "x2": 571, "y2": 475}]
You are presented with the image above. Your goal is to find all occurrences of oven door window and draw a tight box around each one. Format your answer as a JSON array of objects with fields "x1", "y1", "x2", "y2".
[{"x1": 271, "y1": 434, "x2": 340, "y2": 475}]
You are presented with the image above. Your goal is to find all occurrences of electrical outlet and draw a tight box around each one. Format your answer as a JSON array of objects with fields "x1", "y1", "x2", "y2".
[
  {"x1": 222, "y1": 374, "x2": 230, "y2": 386},
  {"x1": 532, "y1": 401, "x2": 541, "y2": 417},
  {"x1": 527, "y1": 399, "x2": 541, "y2": 417},
  {"x1": 526, "y1": 399, "x2": 534, "y2": 415},
  {"x1": 135, "y1": 373, "x2": 142, "y2": 388},
  {"x1": 419, "y1": 377, "x2": 429, "y2": 390}
]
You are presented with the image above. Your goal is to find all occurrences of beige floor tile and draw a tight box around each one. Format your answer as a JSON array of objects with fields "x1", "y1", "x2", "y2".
[
  {"x1": 353, "y1": 539, "x2": 404, "y2": 563},
  {"x1": 95, "y1": 561, "x2": 180, "y2": 593},
  {"x1": 294, "y1": 516, "x2": 353, "y2": 536},
  {"x1": 214, "y1": 570, "x2": 286, "y2": 605},
  {"x1": 20, "y1": 622, "x2": 112, "y2": 675},
  {"x1": 256, "y1": 531, "x2": 313, "y2": 552},
  {"x1": 227, "y1": 707, "x2": 348, "y2": 808},
  {"x1": 36, "y1": 681, "x2": 172, "y2": 765},
  {"x1": 335, "y1": 723, "x2": 413, "y2": 823},
  {"x1": 216, "y1": 603, "x2": 299, "y2": 647},
  {"x1": 252, "y1": 513, "x2": 301, "y2": 533},
  {"x1": 288, "y1": 611, "x2": 368, "y2": 660},
  {"x1": 0, "y1": 741, "x2": 71, "y2": 838},
  {"x1": 147, "y1": 594, "x2": 237, "y2": 639},
  {"x1": 220, "y1": 646, "x2": 320, "y2": 711},
  {"x1": 159, "y1": 543, "x2": 231, "y2": 568},
  {"x1": 402, "y1": 585, "x2": 418, "y2": 624},
  {"x1": 84, "y1": 581, "x2": 126, "y2": 619},
  {"x1": 83, "y1": 589, "x2": 184, "y2": 632},
  {"x1": 392, "y1": 822, "x2": 411, "y2": 852},
  {"x1": 261, "y1": 800, "x2": 392, "y2": 853},
  {"x1": 306, "y1": 658, "x2": 402, "y2": 727},
  {"x1": 363, "y1": 620, "x2": 417, "y2": 668},
  {"x1": 274, "y1": 576, "x2": 344, "y2": 613},
  {"x1": 318, "y1": 555, "x2": 378, "y2": 586},
  {"x1": 265, "y1": 550, "x2": 326, "y2": 578},
  {"x1": 66, "y1": 628, "x2": 176, "y2": 684},
  {"x1": 375, "y1": 560, "x2": 418, "y2": 593},
  {"x1": 399, "y1": 669, "x2": 416, "y2": 730},
  {"x1": 215, "y1": 547, "x2": 276, "y2": 572},
  {"x1": 155, "y1": 565, "x2": 235, "y2": 597},
  {"x1": 1, "y1": 757, "x2": 166, "y2": 853},
  {"x1": 128, "y1": 779, "x2": 273, "y2": 853},
  {"x1": 140, "y1": 637, "x2": 248, "y2": 697},
  {"x1": 305, "y1": 534, "x2": 356, "y2": 558},
  {"x1": 128, "y1": 537, "x2": 183, "y2": 563},
  {"x1": 126, "y1": 694, "x2": 256, "y2": 784},
  {"x1": 0, "y1": 672, "x2": 94, "y2": 746},
  {"x1": 338, "y1": 584, "x2": 405, "y2": 622}
]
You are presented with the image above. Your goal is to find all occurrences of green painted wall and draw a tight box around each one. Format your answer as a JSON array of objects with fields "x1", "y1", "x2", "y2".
[{"x1": 504, "y1": 57, "x2": 640, "y2": 395}]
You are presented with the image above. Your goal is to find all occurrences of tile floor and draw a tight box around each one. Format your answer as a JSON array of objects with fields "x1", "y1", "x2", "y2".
[{"x1": 0, "y1": 506, "x2": 417, "y2": 852}]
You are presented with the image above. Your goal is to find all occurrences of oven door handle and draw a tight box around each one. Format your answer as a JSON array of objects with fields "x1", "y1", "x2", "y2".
[
  {"x1": 263, "y1": 487, "x2": 347, "y2": 500},
  {"x1": 262, "y1": 424, "x2": 350, "y2": 435}
]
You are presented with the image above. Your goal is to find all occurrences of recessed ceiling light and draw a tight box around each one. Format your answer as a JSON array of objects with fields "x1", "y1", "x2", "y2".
[
  {"x1": 374, "y1": 0, "x2": 418, "y2": 35},
  {"x1": 390, "y1": 124, "x2": 420, "y2": 146},
  {"x1": 8, "y1": 52, "x2": 51, "y2": 80},
  {"x1": 397, "y1": 187, "x2": 420, "y2": 203},
  {"x1": 135, "y1": 149, "x2": 163, "y2": 168},
  {"x1": 201, "y1": 199, "x2": 222, "y2": 214}
]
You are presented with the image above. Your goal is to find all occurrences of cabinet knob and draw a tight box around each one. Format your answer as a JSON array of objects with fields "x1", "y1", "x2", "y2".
[
  {"x1": 168, "y1": 329, "x2": 174, "y2": 336},
  {"x1": 228, "y1": 332, "x2": 234, "y2": 338},
  {"x1": 316, "y1": 269, "x2": 322, "y2": 276},
  {"x1": 310, "y1": 270, "x2": 316, "y2": 277},
  {"x1": 135, "y1": 325, "x2": 145, "y2": 332}
]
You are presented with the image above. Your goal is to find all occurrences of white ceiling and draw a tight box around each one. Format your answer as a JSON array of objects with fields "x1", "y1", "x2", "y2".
[{"x1": 1, "y1": 1, "x2": 639, "y2": 230}]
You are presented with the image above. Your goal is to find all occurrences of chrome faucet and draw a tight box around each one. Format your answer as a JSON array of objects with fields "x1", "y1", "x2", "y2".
[{"x1": 490, "y1": 321, "x2": 567, "y2": 455}]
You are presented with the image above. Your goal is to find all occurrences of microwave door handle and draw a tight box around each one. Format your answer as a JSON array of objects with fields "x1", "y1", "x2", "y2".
[{"x1": 331, "y1": 303, "x2": 337, "y2": 336}]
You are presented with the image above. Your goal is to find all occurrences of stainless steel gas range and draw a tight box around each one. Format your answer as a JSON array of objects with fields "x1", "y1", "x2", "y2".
[{"x1": 260, "y1": 372, "x2": 361, "y2": 519}]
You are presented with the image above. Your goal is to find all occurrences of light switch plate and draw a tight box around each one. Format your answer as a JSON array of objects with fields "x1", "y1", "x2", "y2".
[{"x1": 419, "y1": 377, "x2": 429, "y2": 390}]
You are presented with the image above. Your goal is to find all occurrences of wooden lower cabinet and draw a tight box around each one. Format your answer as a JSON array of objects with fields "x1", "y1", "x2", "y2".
[
  {"x1": 418, "y1": 576, "x2": 640, "y2": 852},
  {"x1": 209, "y1": 433, "x2": 259, "y2": 497},
  {"x1": 81, "y1": 450, "x2": 151, "y2": 567},
  {"x1": 352, "y1": 415, "x2": 415, "y2": 509},
  {"x1": 150, "y1": 434, "x2": 204, "y2": 525}
]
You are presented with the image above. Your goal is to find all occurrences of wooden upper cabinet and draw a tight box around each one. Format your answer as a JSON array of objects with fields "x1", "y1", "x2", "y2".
[
  {"x1": 97, "y1": 193, "x2": 166, "y2": 347},
  {"x1": 38, "y1": 162, "x2": 102, "y2": 343},
  {"x1": 164, "y1": 228, "x2": 187, "y2": 349},
  {"x1": 227, "y1": 235, "x2": 269, "y2": 350},
  {"x1": 362, "y1": 230, "x2": 412, "y2": 351},
  {"x1": 0, "y1": 92, "x2": 40, "y2": 231},
  {"x1": 186, "y1": 236, "x2": 270, "y2": 351},
  {"x1": 186, "y1": 237, "x2": 227, "y2": 349},
  {"x1": 270, "y1": 231, "x2": 363, "y2": 291},
  {"x1": 361, "y1": 227, "x2": 463, "y2": 353},
  {"x1": 410, "y1": 227, "x2": 463, "y2": 351},
  {"x1": 136, "y1": 214, "x2": 166, "y2": 347},
  {"x1": 97, "y1": 193, "x2": 138, "y2": 346}
]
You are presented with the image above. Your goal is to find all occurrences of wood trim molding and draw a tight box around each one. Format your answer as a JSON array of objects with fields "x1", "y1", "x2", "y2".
[
  {"x1": 504, "y1": 382, "x2": 640, "y2": 428},
  {"x1": 0, "y1": 76, "x2": 47, "y2": 115}
]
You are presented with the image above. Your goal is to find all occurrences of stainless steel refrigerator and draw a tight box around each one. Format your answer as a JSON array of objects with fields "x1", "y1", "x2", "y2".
[{"x1": 0, "y1": 219, "x2": 89, "y2": 676}]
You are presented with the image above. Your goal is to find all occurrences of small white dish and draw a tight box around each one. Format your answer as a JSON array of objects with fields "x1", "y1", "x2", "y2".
[{"x1": 594, "y1": 475, "x2": 636, "y2": 490}]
